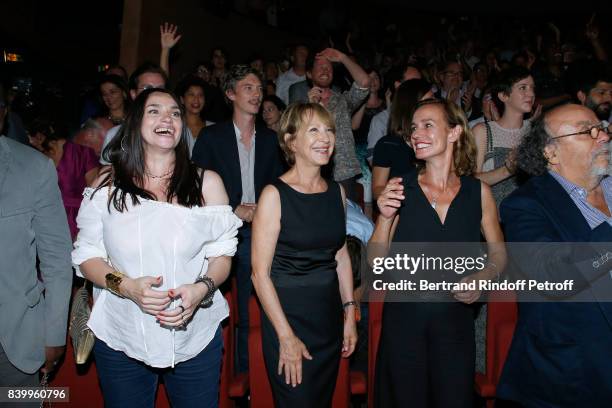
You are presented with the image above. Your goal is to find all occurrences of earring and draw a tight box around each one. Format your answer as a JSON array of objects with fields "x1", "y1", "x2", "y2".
[{"x1": 120, "y1": 136, "x2": 127, "y2": 153}]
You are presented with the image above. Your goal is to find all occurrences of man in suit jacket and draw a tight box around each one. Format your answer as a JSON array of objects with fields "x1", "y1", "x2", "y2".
[
  {"x1": 498, "y1": 104, "x2": 612, "y2": 407},
  {"x1": 192, "y1": 65, "x2": 284, "y2": 372},
  {"x1": 0, "y1": 107, "x2": 72, "y2": 388}
]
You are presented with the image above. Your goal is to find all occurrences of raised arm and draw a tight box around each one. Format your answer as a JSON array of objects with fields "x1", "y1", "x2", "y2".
[
  {"x1": 368, "y1": 177, "x2": 403, "y2": 264},
  {"x1": 160, "y1": 22, "x2": 182, "y2": 76},
  {"x1": 317, "y1": 48, "x2": 370, "y2": 89},
  {"x1": 251, "y1": 185, "x2": 312, "y2": 387}
]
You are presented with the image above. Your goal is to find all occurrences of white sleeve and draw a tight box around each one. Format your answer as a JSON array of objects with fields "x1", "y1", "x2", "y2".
[
  {"x1": 203, "y1": 211, "x2": 243, "y2": 258},
  {"x1": 72, "y1": 190, "x2": 108, "y2": 277},
  {"x1": 367, "y1": 112, "x2": 387, "y2": 150}
]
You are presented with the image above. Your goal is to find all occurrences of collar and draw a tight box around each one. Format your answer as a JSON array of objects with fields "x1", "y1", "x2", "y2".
[{"x1": 548, "y1": 170, "x2": 609, "y2": 199}]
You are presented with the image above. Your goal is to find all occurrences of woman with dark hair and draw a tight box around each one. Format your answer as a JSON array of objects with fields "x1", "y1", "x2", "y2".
[
  {"x1": 261, "y1": 95, "x2": 286, "y2": 133},
  {"x1": 30, "y1": 119, "x2": 98, "y2": 240},
  {"x1": 371, "y1": 79, "x2": 433, "y2": 199},
  {"x1": 252, "y1": 102, "x2": 357, "y2": 407},
  {"x1": 97, "y1": 74, "x2": 130, "y2": 129},
  {"x1": 210, "y1": 47, "x2": 228, "y2": 88},
  {"x1": 371, "y1": 99, "x2": 505, "y2": 408},
  {"x1": 352, "y1": 69, "x2": 385, "y2": 155},
  {"x1": 175, "y1": 75, "x2": 215, "y2": 152},
  {"x1": 472, "y1": 66, "x2": 536, "y2": 204},
  {"x1": 72, "y1": 88, "x2": 241, "y2": 407}
]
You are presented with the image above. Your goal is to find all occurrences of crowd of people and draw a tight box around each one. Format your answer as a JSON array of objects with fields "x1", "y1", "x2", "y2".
[{"x1": 1, "y1": 12, "x2": 612, "y2": 408}]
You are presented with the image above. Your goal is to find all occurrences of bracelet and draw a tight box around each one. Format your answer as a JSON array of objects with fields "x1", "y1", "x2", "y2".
[
  {"x1": 195, "y1": 275, "x2": 216, "y2": 308},
  {"x1": 105, "y1": 270, "x2": 126, "y2": 298},
  {"x1": 342, "y1": 301, "x2": 357, "y2": 309}
]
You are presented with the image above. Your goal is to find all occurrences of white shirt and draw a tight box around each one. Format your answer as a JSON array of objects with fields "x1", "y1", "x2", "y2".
[
  {"x1": 367, "y1": 108, "x2": 390, "y2": 154},
  {"x1": 276, "y1": 68, "x2": 306, "y2": 105},
  {"x1": 234, "y1": 123, "x2": 256, "y2": 203},
  {"x1": 72, "y1": 187, "x2": 242, "y2": 368}
]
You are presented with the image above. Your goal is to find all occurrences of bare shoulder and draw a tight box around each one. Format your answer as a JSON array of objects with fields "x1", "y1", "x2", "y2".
[
  {"x1": 201, "y1": 170, "x2": 229, "y2": 206},
  {"x1": 472, "y1": 122, "x2": 486, "y2": 137},
  {"x1": 259, "y1": 184, "x2": 281, "y2": 206}
]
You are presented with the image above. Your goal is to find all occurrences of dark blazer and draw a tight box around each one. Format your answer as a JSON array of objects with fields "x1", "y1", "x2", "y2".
[
  {"x1": 497, "y1": 173, "x2": 612, "y2": 407},
  {"x1": 192, "y1": 121, "x2": 284, "y2": 210}
]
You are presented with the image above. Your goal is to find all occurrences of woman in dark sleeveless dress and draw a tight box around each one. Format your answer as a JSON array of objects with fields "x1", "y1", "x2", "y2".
[
  {"x1": 252, "y1": 103, "x2": 358, "y2": 407},
  {"x1": 370, "y1": 99, "x2": 506, "y2": 408}
]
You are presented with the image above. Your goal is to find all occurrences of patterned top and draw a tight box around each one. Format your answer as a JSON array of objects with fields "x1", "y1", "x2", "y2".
[
  {"x1": 549, "y1": 171, "x2": 612, "y2": 229},
  {"x1": 326, "y1": 82, "x2": 369, "y2": 181}
]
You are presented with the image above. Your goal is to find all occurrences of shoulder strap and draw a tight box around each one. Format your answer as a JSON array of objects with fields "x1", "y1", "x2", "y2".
[{"x1": 484, "y1": 120, "x2": 494, "y2": 153}]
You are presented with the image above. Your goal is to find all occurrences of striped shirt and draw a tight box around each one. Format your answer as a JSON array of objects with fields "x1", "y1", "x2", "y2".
[{"x1": 549, "y1": 171, "x2": 612, "y2": 229}]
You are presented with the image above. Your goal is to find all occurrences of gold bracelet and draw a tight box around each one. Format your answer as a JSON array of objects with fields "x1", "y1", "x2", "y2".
[{"x1": 105, "y1": 270, "x2": 126, "y2": 298}]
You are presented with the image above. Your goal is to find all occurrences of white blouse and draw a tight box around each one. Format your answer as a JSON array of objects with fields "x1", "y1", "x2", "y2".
[{"x1": 72, "y1": 187, "x2": 242, "y2": 368}]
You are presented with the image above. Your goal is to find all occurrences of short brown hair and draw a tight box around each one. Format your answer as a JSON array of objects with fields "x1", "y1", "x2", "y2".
[
  {"x1": 277, "y1": 103, "x2": 336, "y2": 166},
  {"x1": 413, "y1": 99, "x2": 477, "y2": 176}
]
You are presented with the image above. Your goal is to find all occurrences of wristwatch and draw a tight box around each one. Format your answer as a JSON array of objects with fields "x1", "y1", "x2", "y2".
[
  {"x1": 195, "y1": 275, "x2": 216, "y2": 308},
  {"x1": 105, "y1": 270, "x2": 125, "y2": 298}
]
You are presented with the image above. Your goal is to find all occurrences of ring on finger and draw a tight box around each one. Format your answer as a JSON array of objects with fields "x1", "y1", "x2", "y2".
[{"x1": 178, "y1": 305, "x2": 185, "y2": 314}]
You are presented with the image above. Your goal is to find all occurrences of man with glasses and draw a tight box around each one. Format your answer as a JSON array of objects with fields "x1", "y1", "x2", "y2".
[
  {"x1": 434, "y1": 60, "x2": 473, "y2": 116},
  {"x1": 99, "y1": 63, "x2": 168, "y2": 164},
  {"x1": 497, "y1": 104, "x2": 612, "y2": 407}
]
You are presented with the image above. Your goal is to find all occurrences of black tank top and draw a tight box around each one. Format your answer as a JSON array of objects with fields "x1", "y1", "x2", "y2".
[{"x1": 270, "y1": 178, "x2": 346, "y2": 288}]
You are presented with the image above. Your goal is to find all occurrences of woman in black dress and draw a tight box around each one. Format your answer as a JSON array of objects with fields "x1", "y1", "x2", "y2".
[
  {"x1": 252, "y1": 102, "x2": 358, "y2": 407},
  {"x1": 371, "y1": 79, "x2": 433, "y2": 199},
  {"x1": 370, "y1": 99, "x2": 506, "y2": 408}
]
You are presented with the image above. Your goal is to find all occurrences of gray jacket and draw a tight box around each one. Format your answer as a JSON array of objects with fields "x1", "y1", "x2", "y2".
[{"x1": 0, "y1": 136, "x2": 72, "y2": 373}]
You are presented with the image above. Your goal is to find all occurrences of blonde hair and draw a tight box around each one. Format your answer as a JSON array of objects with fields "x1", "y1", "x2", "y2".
[
  {"x1": 277, "y1": 103, "x2": 336, "y2": 166},
  {"x1": 413, "y1": 99, "x2": 477, "y2": 176}
]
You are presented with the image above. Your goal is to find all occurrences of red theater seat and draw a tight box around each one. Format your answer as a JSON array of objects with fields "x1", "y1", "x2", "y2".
[{"x1": 474, "y1": 290, "x2": 518, "y2": 408}]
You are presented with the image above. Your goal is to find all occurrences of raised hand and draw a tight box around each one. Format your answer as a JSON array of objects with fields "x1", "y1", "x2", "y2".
[
  {"x1": 377, "y1": 177, "x2": 404, "y2": 220},
  {"x1": 160, "y1": 22, "x2": 182, "y2": 50},
  {"x1": 316, "y1": 48, "x2": 346, "y2": 64}
]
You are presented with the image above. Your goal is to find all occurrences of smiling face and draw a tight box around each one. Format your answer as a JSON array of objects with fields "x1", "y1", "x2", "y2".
[
  {"x1": 141, "y1": 92, "x2": 183, "y2": 152},
  {"x1": 410, "y1": 103, "x2": 459, "y2": 161},
  {"x1": 101, "y1": 82, "x2": 125, "y2": 111},
  {"x1": 289, "y1": 111, "x2": 336, "y2": 167},
  {"x1": 181, "y1": 85, "x2": 205, "y2": 115},
  {"x1": 227, "y1": 74, "x2": 263, "y2": 116},
  {"x1": 308, "y1": 58, "x2": 333, "y2": 88},
  {"x1": 500, "y1": 75, "x2": 536, "y2": 114}
]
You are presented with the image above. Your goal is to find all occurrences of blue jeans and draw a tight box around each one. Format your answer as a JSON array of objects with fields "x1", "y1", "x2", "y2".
[
  {"x1": 234, "y1": 225, "x2": 252, "y2": 373},
  {"x1": 94, "y1": 326, "x2": 223, "y2": 408}
]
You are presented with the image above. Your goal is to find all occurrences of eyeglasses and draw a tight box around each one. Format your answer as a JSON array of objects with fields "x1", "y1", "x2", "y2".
[
  {"x1": 137, "y1": 84, "x2": 165, "y2": 91},
  {"x1": 551, "y1": 122, "x2": 611, "y2": 140}
]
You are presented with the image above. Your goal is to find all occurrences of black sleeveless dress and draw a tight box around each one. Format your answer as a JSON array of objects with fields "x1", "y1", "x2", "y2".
[
  {"x1": 374, "y1": 171, "x2": 482, "y2": 408},
  {"x1": 261, "y1": 179, "x2": 345, "y2": 407}
]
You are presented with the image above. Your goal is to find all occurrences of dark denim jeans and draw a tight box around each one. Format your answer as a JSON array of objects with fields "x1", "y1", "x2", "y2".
[{"x1": 94, "y1": 325, "x2": 223, "y2": 408}]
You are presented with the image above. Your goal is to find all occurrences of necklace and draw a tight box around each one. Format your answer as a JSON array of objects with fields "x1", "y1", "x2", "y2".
[
  {"x1": 108, "y1": 115, "x2": 125, "y2": 126},
  {"x1": 145, "y1": 168, "x2": 173, "y2": 179},
  {"x1": 430, "y1": 191, "x2": 441, "y2": 209}
]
